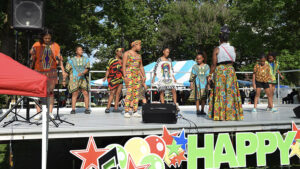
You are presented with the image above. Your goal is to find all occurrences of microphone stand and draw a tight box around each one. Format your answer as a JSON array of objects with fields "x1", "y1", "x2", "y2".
[{"x1": 54, "y1": 56, "x2": 74, "y2": 126}]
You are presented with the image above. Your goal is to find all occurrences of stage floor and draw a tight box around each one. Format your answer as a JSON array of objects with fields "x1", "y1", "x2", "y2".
[{"x1": 0, "y1": 104, "x2": 299, "y2": 141}]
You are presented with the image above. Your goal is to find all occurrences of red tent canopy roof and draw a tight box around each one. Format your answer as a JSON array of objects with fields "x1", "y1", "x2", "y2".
[{"x1": 0, "y1": 53, "x2": 47, "y2": 97}]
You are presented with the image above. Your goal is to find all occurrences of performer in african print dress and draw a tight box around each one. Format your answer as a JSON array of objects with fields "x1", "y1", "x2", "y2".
[
  {"x1": 63, "y1": 46, "x2": 91, "y2": 114},
  {"x1": 30, "y1": 29, "x2": 66, "y2": 120},
  {"x1": 266, "y1": 52, "x2": 284, "y2": 111},
  {"x1": 208, "y1": 25, "x2": 243, "y2": 121},
  {"x1": 122, "y1": 40, "x2": 146, "y2": 118},
  {"x1": 103, "y1": 48, "x2": 124, "y2": 113},
  {"x1": 189, "y1": 52, "x2": 210, "y2": 115},
  {"x1": 152, "y1": 47, "x2": 179, "y2": 110}
]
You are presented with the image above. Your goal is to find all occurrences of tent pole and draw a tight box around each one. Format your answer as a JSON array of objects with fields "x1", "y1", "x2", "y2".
[
  {"x1": 89, "y1": 71, "x2": 91, "y2": 109},
  {"x1": 42, "y1": 97, "x2": 49, "y2": 169},
  {"x1": 277, "y1": 73, "x2": 280, "y2": 105},
  {"x1": 150, "y1": 72, "x2": 153, "y2": 103}
]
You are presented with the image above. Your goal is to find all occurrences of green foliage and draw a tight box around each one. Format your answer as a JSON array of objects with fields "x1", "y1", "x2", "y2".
[
  {"x1": 95, "y1": 0, "x2": 165, "y2": 64},
  {"x1": 0, "y1": 95, "x2": 8, "y2": 109},
  {"x1": 0, "y1": 144, "x2": 9, "y2": 169},
  {"x1": 228, "y1": 0, "x2": 300, "y2": 70},
  {"x1": 277, "y1": 50, "x2": 300, "y2": 86},
  {"x1": 158, "y1": 0, "x2": 229, "y2": 61}
]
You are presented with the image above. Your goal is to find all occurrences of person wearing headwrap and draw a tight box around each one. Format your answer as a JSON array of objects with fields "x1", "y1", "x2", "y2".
[
  {"x1": 122, "y1": 40, "x2": 145, "y2": 118},
  {"x1": 103, "y1": 48, "x2": 124, "y2": 113},
  {"x1": 207, "y1": 24, "x2": 244, "y2": 121}
]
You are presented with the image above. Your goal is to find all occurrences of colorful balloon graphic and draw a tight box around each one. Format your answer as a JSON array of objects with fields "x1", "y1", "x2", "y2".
[
  {"x1": 139, "y1": 154, "x2": 165, "y2": 169},
  {"x1": 145, "y1": 135, "x2": 166, "y2": 159},
  {"x1": 124, "y1": 137, "x2": 150, "y2": 165},
  {"x1": 104, "y1": 144, "x2": 128, "y2": 169}
]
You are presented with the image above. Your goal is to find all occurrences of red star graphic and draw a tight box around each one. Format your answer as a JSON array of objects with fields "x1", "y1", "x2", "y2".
[
  {"x1": 161, "y1": 126, "x2": 178, "y2": 145},
  {"x1": 175, "y1": 151, "x2": 187, "y2": 166},
  {"x1": 169, "y1": 156, "x2": 177, "y2": 168},
  {"x1": 292, "y1": 122, "x2": 300, "y2": 145},
  {"x1": 126, "y1": 154, "x2": 150, "y2": 169},
  {"x1": 70, "y1": 136, "x2": 109, "y2": 169}
]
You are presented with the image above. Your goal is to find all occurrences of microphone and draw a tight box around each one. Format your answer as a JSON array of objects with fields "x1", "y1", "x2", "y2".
[{"x1": 56, "y1": 56, "x2": 61, "y2": 69}]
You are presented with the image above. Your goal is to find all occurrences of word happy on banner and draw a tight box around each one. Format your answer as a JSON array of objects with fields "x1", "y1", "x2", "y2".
[{"x1": 70, "y1": 123, "x2": 300, "y2": 169}]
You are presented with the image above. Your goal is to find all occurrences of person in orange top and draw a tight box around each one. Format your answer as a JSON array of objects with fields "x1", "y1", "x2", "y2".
[
  {"x1": 252, "y1": 54, "x2": 274, "y2": 113},
  {"x1": 30, "y1": 29, "x2": 66, "y2": 119}
]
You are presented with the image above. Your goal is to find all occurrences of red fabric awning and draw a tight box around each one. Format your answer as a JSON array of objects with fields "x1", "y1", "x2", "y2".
[{"x1": 0, "y1": 52, "x2": 47, "y2": 97}]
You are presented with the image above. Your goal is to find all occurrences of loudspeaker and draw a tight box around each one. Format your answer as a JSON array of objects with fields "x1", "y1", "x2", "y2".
[
  {"x1": 12, "y1": 0, "x2": 44, "y2": 30},
  {"x1": 142, "y1": 103, "x2": 178, "y2": 124},
  {"x1": 293, "y1": 106, "x2": 300, "y2": 118}
]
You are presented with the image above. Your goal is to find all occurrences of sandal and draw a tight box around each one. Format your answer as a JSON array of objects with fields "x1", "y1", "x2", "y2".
[
  {"x1": 85, "y1": 109, "x2": 91, "y2": 114},
  {"x1": 112, "y1": 108, "x2": 122, "y2": 112},
  {"x1": 70, "y1": 110, "x2": 75, "y2": 114}
]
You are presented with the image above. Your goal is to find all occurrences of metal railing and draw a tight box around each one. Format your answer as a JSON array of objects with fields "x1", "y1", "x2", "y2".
[{"x1": 43, "y1": 69, "x2": 299, "y2": 108}]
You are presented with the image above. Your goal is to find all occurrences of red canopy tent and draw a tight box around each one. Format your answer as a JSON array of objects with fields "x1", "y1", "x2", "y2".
[
  {"x1": 0, "y1": 52, "x2": 47, "y2": 97},
  {"x1": 0, "y1": 52, "x2": 49, "y2": 169}
]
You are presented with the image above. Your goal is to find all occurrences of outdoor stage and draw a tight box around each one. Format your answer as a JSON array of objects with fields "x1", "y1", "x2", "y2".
[{"x1": 0, "y1": 104, "x2": 299, "y2": 141}]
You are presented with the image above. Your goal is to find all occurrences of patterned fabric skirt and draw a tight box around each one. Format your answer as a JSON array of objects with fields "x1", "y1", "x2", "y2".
[
  {"x1": 208, "y1": 65, "x2": 243, "y2": 121},
  {"x1": 38, "y1": 69, "x2": 58, "y2": 96},
  {"x1": 189, "y1": 88, "x2": 207, "y2": 101},
  {"x1": 68, "y1": 78, "x2": 89, "y2": 93},
  {"x1": 108, "y1": 77, "x2": 123, "y2": 91}
]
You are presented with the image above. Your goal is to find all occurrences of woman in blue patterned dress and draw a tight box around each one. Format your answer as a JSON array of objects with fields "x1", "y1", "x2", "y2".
[{"x1": 63, "y1": 46, "x2": 91, "y2": 114}]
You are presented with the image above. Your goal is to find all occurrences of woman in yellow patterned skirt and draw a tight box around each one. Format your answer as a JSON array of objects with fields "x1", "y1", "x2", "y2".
[{"x1": 208, "y1": 25, "x2": 243, "y2": 121}]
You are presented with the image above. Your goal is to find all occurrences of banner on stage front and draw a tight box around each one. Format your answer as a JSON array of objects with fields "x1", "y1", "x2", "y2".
[{"x1": 70, "y1": 122, "x2": 300, "y2": 169}]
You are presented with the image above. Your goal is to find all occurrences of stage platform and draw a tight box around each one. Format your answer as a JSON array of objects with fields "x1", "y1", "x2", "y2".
[{"x1": 0, "y1": 104, "x2": 299, "y2": 141}]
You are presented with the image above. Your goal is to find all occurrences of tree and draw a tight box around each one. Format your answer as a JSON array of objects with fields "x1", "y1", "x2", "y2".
[
  {"x1": 158, "y1": 0, "x2": 230, "y2": 61},
  {"x1": 228, "y1": 0, "x2": 300, "y2": 68},
  {"x1": 94, "y1": 0, "x2": 167, "y2": 65}
]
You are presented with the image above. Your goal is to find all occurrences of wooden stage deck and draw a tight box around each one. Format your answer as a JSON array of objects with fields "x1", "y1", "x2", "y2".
[{"x1": 0, "y1": 104, "x2": 299, "y2": 141}]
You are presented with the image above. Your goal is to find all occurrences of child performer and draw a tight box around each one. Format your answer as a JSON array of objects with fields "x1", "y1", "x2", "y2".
[
  {"x1": 189, "y1": 52, "x2": 210, "y2": 115},
  {"x1": 151, "y1": 47, "x2": 179, "y2": 110},
  {"x1": 252, "y1": 54, "x2": 274, "y2": 113},
  {"x1": 63, "y1": 45, "x2": 91, "y2": 114},
  {"x1": 103, "y1": 48, "x2": 124, "y2": 113},
  {"x1": 267, "y1": 52, "x2": 284, "y2": 111}
]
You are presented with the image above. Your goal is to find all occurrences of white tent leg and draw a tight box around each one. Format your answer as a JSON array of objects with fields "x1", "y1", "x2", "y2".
[{"x1": 42, "y1": 97, "x2": 49, "y2": 169}]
